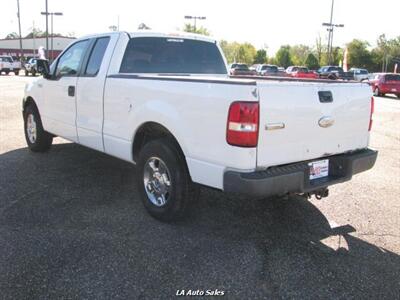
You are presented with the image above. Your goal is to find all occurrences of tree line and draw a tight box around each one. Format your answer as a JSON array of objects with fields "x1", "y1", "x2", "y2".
[
  {"x1": 219, "y1": 35, "x2": 399, "y2": 72},
  {"x1": 184, "y1": 24, "x2": 399, "y2": 72}
]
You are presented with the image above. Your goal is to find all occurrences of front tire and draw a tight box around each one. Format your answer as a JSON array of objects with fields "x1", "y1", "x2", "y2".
[
  {"x1": 23, "y1": 105, "x2": 53, "y2": 152},
  {"x1": 374, "y1": 87, "x2": 382, "y2": 97},
  {"x1": 136, "y1": 138, "x2": 196, "y2": 222}
]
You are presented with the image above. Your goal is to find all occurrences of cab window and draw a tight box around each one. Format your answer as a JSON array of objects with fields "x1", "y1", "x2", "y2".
[
  {"x1": 84, "y1": 37, "x2": 110, "y2": 76},
  {"x1": 55, "y1": 40, "x2": 89, "y2": 77}
]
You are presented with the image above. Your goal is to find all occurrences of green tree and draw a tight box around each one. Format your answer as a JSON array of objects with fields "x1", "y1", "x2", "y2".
[
  {"x1": 253, "y1": 49, "x2": 267, "y2": 64},
  {"x1": 268, "y1": 57, "x2": 278, "y2": 65},
  {"x1": 5, "y1": 32, "x2": 19, "y2": 39},
  {"x1": 315, "y1": 35, "x2": 325, "y2": 65},
  {"x1": 304, "y1": 53, "x2": 320, "y2": 70},
  {"x1": 373, "y1": 34, "x2": 400, "y2": 72},
  {"x1": 183, "y1": 23, "x2": 210, "y2": 36},
  {"x1": 275, "y1": 45, "x2": 293, "y2": 68},
  {"x1": 24, "y1": 28, "x2": 46, "y2": 38},
  {"x1": 219, "y1": 41, "x2": 256, "y2": 64},
  {"x1": 237, "y1": 43, "x2": 256, "y2": 65},
  {"x1": 346, "y1": 39, "x2": 372, "y2": 69},
  {"x1": 290, "y1": 44, "x2": 311, "y2": 66},
  {"x1": 331, "y1": 47, "x2": 343, "y2": 66},
  {"x1": 220, "y1": 40, "x2": 239, "y2": 63}
]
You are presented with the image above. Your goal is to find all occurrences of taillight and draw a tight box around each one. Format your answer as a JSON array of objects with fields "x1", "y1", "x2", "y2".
[
  {"x1": 369, "y1": 96, "x2": 374, "y2": 131},
  {"x1": 227, "y1": 101, "x2": 259, "y2": 147}
]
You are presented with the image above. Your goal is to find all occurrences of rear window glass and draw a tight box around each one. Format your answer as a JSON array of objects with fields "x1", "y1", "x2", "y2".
[
  {"x1": 385, "y1": 74, "x2": 400, "y2": 81},
  {"x1": 120, "y1": 37, "x2": 227, "y2": 74},
  {"x1": 235, "y1": 64, "x2": 249, "y2": 70}
]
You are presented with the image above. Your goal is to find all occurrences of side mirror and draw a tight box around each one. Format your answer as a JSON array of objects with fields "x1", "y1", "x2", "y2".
[{"x1": 36, "y1": 59, "x2": 51, "y2": 79}]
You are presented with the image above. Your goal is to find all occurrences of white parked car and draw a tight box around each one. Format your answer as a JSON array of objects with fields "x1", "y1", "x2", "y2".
[
  {"x1": 23, "y1": 31, "x2": 377, "y2": 221},
  {"x1": 350, "y1": 68, "x2": 369, "y2": 81},
  {"x1": 0, "y1": 55, "x2": 21, "y2": 75}
]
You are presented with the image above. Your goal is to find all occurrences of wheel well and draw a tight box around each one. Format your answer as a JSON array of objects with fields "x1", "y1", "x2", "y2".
[
  {"x1": 23, "y1": 96, "x2": 37, "y2": 112},
  {"x1": 132, "y1": 122, "x2": 186, "y2": 162}
]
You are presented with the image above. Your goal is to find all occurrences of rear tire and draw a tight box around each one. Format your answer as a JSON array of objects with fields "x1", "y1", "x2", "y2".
[
  {"x1": 136, "y1": 138, "x2": 196, "y2": 222},
  {"x1": 23, "y1": 105, "x2": 53, "y2": 152}
]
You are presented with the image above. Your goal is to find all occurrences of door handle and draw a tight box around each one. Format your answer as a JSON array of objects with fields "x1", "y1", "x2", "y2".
[
  {"x1": 68, "y1": 85, "x2": 75, "y2": 97},
  {"x1": 265, "y1": 122, "x2": 285, "y2": 130}
]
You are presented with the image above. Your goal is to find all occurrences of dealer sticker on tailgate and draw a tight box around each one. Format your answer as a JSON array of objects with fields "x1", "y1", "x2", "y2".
[{"x1": 308, "y1": 159, "x2": 329, "y2": 180}]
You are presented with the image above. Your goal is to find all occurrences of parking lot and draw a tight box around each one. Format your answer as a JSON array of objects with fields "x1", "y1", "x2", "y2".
[{"x1": 0, "y1": 75, "x2": 399, "y2": 299}]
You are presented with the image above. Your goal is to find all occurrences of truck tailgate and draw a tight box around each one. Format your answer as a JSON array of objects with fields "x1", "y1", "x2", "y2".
[{"x1": 256, "y1": 81, "x2": 372, "y2": 168}]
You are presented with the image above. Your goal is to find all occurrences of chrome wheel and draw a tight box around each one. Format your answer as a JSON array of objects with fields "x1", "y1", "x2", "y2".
[
  {"x1": 143, "y1": 157, "x2": 172, "y2": 207},
  {"x1": 26, "y1": 113, "x2": 37, "y2": 144}
]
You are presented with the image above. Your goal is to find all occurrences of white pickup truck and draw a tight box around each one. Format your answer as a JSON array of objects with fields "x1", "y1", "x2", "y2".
[
  {"x1": 23, "y1": 31, "x2": 377, "y2": 221},
  {"x1": 0, "y1": 55, "x2": 22, "y2": 75}
]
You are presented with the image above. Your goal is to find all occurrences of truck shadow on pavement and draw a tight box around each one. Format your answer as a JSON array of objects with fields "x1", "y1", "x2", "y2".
[{"x1": 0, "y1": 143, "x2": 399, "y2": 299}]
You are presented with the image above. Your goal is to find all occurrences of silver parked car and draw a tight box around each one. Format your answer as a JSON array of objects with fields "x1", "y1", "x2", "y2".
[{"x1": 350, "y1": 68, "x2": 369, "y2": 81}]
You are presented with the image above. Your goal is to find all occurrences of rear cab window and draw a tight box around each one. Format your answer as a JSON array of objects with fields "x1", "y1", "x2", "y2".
[
  {"x1": 84, "y1": 37, "x2": 110, "y2": 76},
  {"x1": 119, "y1": 37, "x2": 227, "y2": 74}
]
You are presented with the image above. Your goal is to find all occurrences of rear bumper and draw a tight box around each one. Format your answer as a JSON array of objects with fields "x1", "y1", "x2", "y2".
[{"x1": 223, "y1": 149, "x2": 377, "y2": 197}]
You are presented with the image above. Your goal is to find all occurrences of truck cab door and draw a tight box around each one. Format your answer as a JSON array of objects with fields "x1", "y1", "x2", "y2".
[
  {"x1": 41, "y1": 39, "x2": 90, "y2": 142},
  {"x1": 75, "y1": 35, "x2": 116, "y2": 152}
]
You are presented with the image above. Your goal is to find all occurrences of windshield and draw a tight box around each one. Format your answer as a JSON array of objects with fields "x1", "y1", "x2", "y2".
[
  {"x1": 120, "y1": 37, "x2": 227, "y2": 74},
  {"x1": 0, "y1": 56, "x2": 13, "y2": 63}
]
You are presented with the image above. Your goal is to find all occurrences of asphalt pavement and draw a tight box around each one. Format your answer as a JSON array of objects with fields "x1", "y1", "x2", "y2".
[{"x1": 0, "y1": 75, "x2": 399, "y2": 299}]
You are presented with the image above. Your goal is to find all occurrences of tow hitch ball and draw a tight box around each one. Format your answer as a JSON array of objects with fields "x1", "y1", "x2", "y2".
[{"x1": 306, "y1": 188, "x2": 329, "y2": 200}]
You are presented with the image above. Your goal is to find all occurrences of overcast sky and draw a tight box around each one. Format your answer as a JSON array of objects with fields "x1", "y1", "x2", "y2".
[{"x1": 1, "y1": 0, "x2": 399, "y2": 54}]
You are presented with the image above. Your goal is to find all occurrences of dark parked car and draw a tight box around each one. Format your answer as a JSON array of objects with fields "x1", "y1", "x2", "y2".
[
  {"x1": 369, "y1": 73, "x2": 400, "y2": 98},
  {"x1": 317, "y1": 66, "x2": 354, "y2": 80},
  {"x1": 229, "y1": 63, "x2": 256, "y2": 76},
  {"x1": 24, "y1": 58, "x2": 39, "y2": 76}
]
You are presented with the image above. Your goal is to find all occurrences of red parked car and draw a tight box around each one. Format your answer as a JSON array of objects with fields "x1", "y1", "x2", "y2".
[
  {"x1": 370, "y1": 73, "x2": 400, "y2": 98},
  {"x1": 286, "y1": 66, "x2": 318, "y2": 79}
]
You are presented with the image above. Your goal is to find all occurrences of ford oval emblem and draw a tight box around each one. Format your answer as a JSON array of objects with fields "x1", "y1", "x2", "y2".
[{"x1": 318, "y1": 116, "x2": 335, "y2": 128}]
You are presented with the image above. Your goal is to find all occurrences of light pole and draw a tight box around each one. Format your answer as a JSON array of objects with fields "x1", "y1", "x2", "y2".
[
  {"x1": 44, "y1": 0, "x2": 48, "y2": 58},
  {"x1": 322, "y1": 0, "x2": 344, "y2": 65},
  {"x1": 16, "y1": 0, "x2": 23, "y2": 60},
  {"x1": 41, "y1": 11, "x2": 63, "y2": 61},
  {"x1": 184, "y1": 15, "x2": 206, "y2": 31}
]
